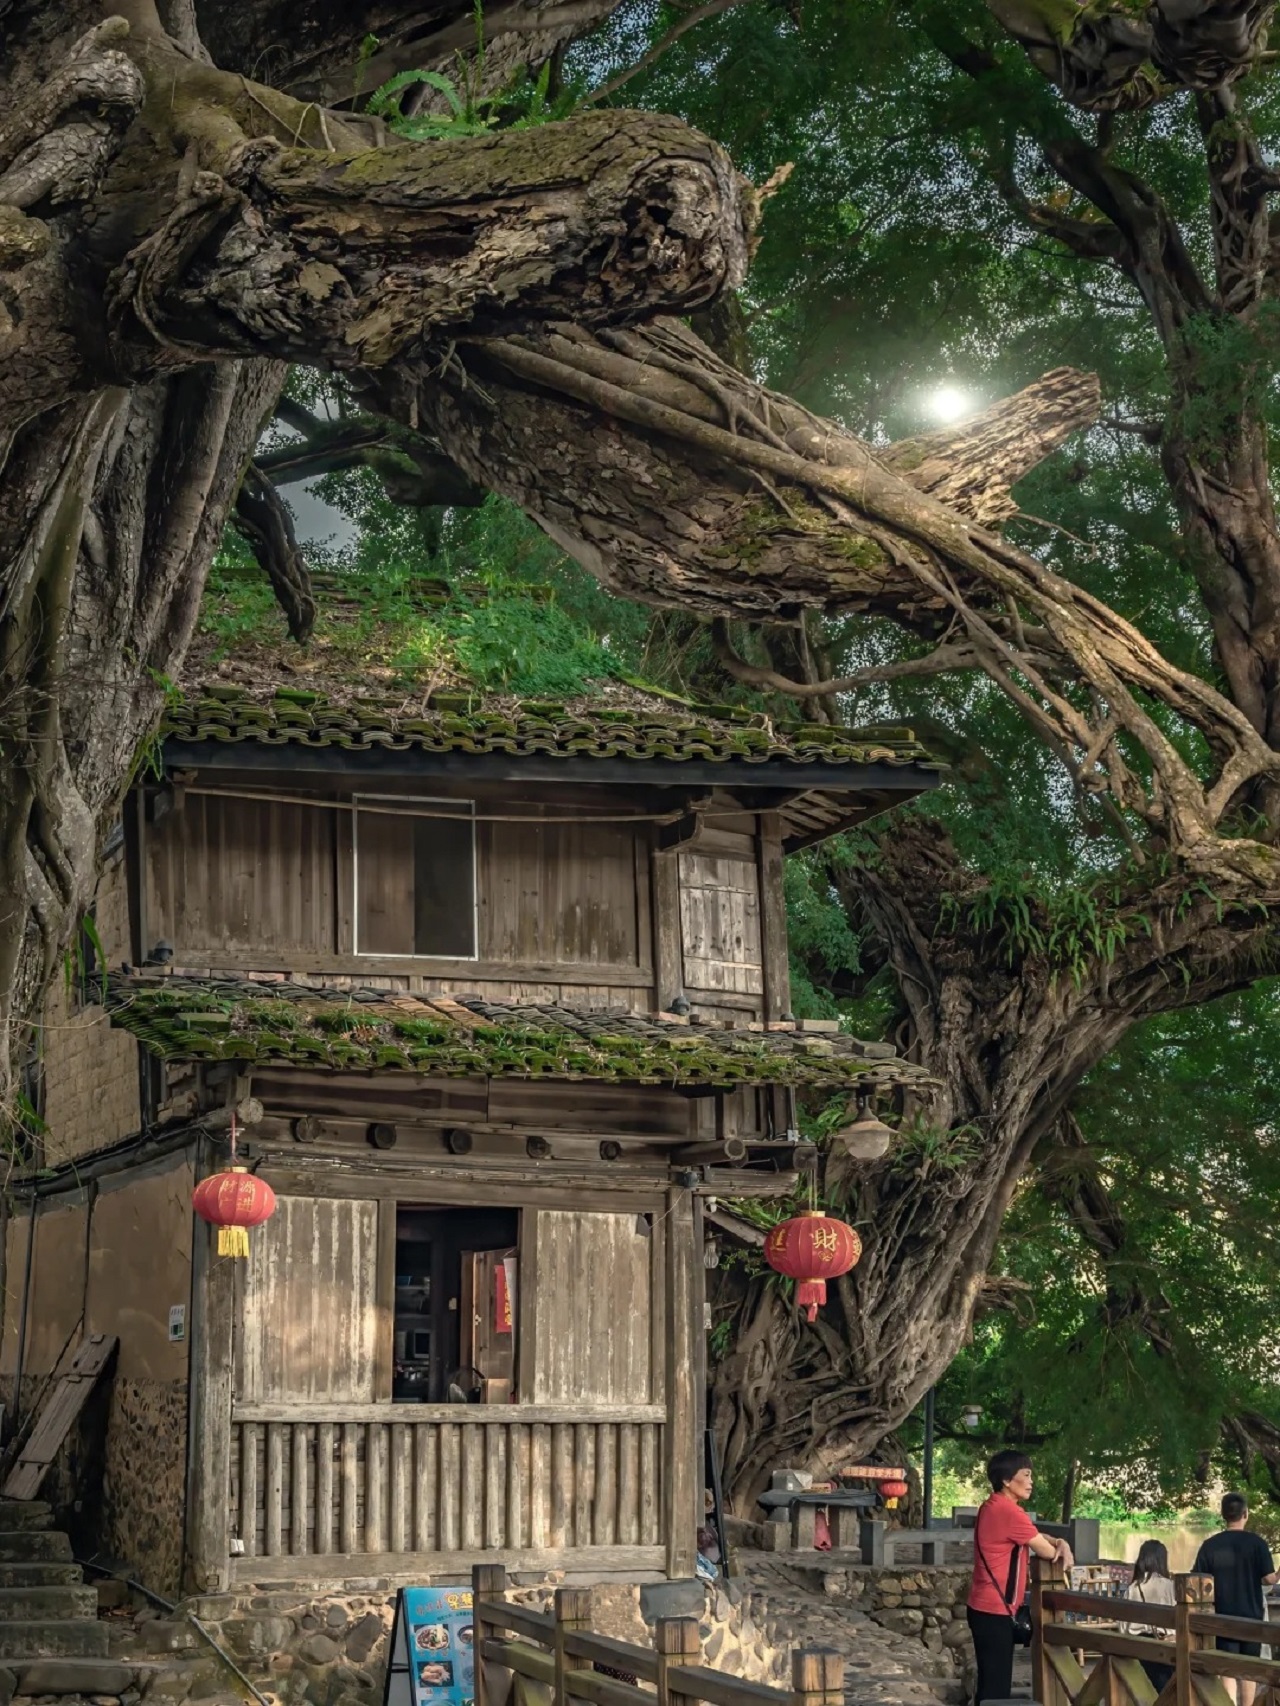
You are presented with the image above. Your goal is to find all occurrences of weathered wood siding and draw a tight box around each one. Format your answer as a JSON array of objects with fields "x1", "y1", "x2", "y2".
[
  {"x1": 479, "y1": 819, "x2": 641, "y2": 967},
  {"x1": 236, "y1": 1198, "x2": 381, "y2": 1404},
  {"x1": 150, "y1": 794, "x2": 337, "y2": 958},
  {"x1": 146, "y1": 790, "x2": 651, "y2": 986},
  {"x1": 679, "y1": 848, "x2": 763, "y2": 999},
  {"x1": 529, "y1": 1211, "x2": 655, "y2": 1404}
]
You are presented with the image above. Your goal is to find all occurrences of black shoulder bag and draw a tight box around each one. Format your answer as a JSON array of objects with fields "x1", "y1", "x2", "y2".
[{"x1": 975, "y1": 1507, "x2": 1034, "y2": 1647}]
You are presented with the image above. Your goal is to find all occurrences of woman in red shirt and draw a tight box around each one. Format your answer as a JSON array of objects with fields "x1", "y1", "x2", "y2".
[{"x1": 967, "y1": 1451, "x2": 1074, "y2": 1704}]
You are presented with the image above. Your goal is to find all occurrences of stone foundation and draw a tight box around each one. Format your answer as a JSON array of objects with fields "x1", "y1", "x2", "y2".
[{"x1": 165, "y1": 1561, "x2": 969, "y2": 1706}]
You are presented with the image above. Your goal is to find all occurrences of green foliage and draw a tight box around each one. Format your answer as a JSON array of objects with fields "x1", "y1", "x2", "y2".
[
  {"x1": 367, "y1": 51, "x2": 576, "y2": 141},
  {"x1": 934, "y1": 983, "x2": 1280, "y2": 1508}
]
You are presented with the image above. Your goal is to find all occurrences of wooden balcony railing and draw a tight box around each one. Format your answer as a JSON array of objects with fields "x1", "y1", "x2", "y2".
[
  {"x1": 472, "y1": 1564, "x2": 844, "y2": 1706},
  {"x1": 229, "y1": 1404, "x2": 664, "y2": 1579},
  {"x1": 1032, "y1": 1558, "x2": 1280, "y2": 1706}
]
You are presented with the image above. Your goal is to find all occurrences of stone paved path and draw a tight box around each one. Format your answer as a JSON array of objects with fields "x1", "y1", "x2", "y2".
[{"x1": 722, "y1": 1555, "x2": 968, "y2": 1706}]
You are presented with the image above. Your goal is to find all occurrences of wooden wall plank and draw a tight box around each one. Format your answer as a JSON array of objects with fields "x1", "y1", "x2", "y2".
[
  {"x1": 617, "y1": 1423, "x2": 638, "y2": 1546},
  {"x1": 439, "y1": 1424, "x2": 460, "y2": 1551},
  {"x1": 314, "y1": 1423, "x2": 335, "y2": 1557},
  {"x1": 640, "y1": 1425, "x2": 660, "y2": 1547},
  {"x1": 237, "y1": 1197, "x2": 380, "y2": 1404},
  {"x1": 291, "y1": 1424, "x2": 310, "y2": 1555},
  {"x1": 529, "y1": 1423, "x2": 550, "y2": 1549},
  {"x1": 549, "y1": 1424, "x2": 571, "y2": 1549},
  {"x1": 421, "y1": 1419, "x2": 447, "y2": 1555},
  {"x1": 574, "y1": 1423, "x2": 595, "y2": 1549},
  {"x1": 365, "y1": 1424, "x2": 388, "y2": 1553},
  {"x1": 339, "y1": 1424, "x2": 359, "y2": 1555},
  {"x1": 389, "y1": 1422, "x2": 410, "y2": 1553},
  {"x1": 460, "y1": 1423, "x2": 483, "y2": 1551},
  {"x1": 594, "y1": 1425, "x2": 617, "y2": 1546},
  {"x1": 264, "y1": 1424, "x2": 284, "y2": 1558},
  {"x1": 238, "y1": 1424, "x2": 259, "y2": 1559},
  {"x1": 530, "y1": 1212, "x2": 653, "y2": 1404},
  {"x1": 485, "y1": 1423, "x2": 507, "y2": 1550},
  {"x1": 507, "y1": 1422, "x2": 530, "y2": 1551}
]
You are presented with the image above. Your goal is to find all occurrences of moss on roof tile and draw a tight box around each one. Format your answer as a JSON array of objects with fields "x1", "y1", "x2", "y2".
[
  {"x1": 107, "y1": 976, "x2": 933, "y2": 1092},
  {"x1": 162, "y1": 682, "x2": 935, "y2": 771}
]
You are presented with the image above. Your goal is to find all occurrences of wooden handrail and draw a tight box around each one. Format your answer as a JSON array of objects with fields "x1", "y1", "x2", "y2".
[
  {"x1": 472, "y1": 1564, "x2": 846, "y2": 1706},
  {"x1": 1032, "y1": 1559, "x2": 1280, "y2": 1706}
]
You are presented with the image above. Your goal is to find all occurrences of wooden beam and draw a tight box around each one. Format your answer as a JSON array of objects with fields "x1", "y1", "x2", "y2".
[
  {"x1": 230, "y1": 1544, "x2": 665, "y2": 1584},
  {"x1": 374, "y1": 1200, "x2": 396, "y2": 1402},
  {"x1": 183, "y1": 1144, "x2": 235, "y2": 1595}
]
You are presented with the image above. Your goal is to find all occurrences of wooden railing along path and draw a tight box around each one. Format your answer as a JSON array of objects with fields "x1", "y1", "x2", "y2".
[
  {"x1": 1033, "y1": 1559, "x2": 1280, "y2": 1706},
  {"x1": 471, "y1": 1564, "x2": 844, "y2": 1706}
]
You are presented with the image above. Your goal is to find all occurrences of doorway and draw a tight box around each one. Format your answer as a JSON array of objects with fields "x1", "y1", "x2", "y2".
[{"x1": 393, "y1": 1205, "x2": 519, "y2": 1403}]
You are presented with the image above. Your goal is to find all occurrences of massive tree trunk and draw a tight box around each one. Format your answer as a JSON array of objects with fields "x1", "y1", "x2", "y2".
[{"x1": 708, "y1": 812, "x2": 1269, "y2": 1508}]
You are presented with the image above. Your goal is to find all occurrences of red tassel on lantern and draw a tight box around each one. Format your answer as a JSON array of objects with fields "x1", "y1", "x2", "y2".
[
  {"x1": 881, "y1": 1477, "x2": 909, "y2": 1510},
  {"x1": 764, "y1": 1211, "x2": 862, "y2": 1321},
  {"x1": 192, "y1": 1167, "x2": 277, "y2": 1259}
]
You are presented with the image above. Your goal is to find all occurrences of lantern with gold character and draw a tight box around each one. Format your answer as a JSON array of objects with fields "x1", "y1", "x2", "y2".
[
  {"x1": 192, "y1": 1167, "x2": 277, "y2": 1258},
  {"x1": 763, "y1": 1210, "x2": 862, "y2": 1321},
  {"x1": 880, "y1": 1478, "x2": 909, "y2": 1511}
]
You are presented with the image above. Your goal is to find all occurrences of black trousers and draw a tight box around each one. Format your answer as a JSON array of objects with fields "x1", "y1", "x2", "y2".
[{"x1": 967, "y1": 1607, "x2": 1015, "y2": 1705}]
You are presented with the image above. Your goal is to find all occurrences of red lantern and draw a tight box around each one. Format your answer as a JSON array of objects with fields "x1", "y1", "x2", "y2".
[
  {"x1": 192, "y1": 1168, "x2": 277, "y2": 1259},
  {"x1": 881, "y1": 1480, "x2": 909, "y2": 1500},
  {"x1": 763, "y1": 1211, "x2": 862, "y2": 1321}
]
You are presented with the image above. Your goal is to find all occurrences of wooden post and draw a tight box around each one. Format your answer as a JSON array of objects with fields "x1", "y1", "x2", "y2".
[
  {"x1": 1175, "y1": 1573, "x2": 1214, "y2": 1706},
  {"x1": 791, "y1": 1649, "x2": 844, "y2": 1706},
  {"x1": 651, "y1": 845, "x2": 683, "y2": 1012},
  {"x1": 756, "y1": 811, "x2": 790, "y2": 1024},
  {"x1": 473, "y1": 1563, "x2": 507, "y2": 1706},
  {"x1": 183, "y1": 1144, "x2": 235, "y2": 1595},
  {"x1": 553, "y1": 1588, "x2": 593, "y2": 1706},
  {"x1": 1032, "y1": 1554, "x2": 1070, "y2": 1706},
  {"x1": 655, "y1": 1616, "x2": 701, "y2": 1706},
  {"x1": 664, "y1": 1184, "x2": 699, "y2": 1576}
]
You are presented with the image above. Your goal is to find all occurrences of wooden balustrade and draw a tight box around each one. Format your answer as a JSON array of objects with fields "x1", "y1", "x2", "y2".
[
  {"x1": 1032, "y1": 1559, "x2": 1280, "y2": 1706},
  {"x1": 472, "y1": 1564, "x2": 844, "y2": 1706},
  {"x1": 229, "y1": 1405, "x2": 664, "y2": 1578}
]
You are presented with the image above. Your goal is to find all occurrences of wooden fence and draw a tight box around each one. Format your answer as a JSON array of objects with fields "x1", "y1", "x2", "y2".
[
  {"x1": 1033, "y1": 1559, "x2": 1280, "y2": 1706},
  {"x1": 230, "y1": 1407, "x2": 664, "y2": 1573},
  {"x1": 471, "y1": 1563, "x2": 844, "y2": 1706}
]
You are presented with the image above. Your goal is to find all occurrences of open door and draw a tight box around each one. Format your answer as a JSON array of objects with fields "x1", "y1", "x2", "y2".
[{"x1": 459, "y1": 1247, "x2": 517, "y2": 1401}]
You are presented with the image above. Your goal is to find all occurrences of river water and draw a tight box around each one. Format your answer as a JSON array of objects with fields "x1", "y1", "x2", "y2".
[{"x1": 1098, "y1": 1516, "x2": 1221, "y2": 1570}]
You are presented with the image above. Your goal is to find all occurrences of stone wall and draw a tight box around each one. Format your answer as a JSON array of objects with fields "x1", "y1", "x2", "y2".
[
  {"x1": 101, "y1": 1377, "x2": 189, "y2": 1599},
  {"x1": 175, "y1": 1564, "x2": 972, "y2": 1706}
]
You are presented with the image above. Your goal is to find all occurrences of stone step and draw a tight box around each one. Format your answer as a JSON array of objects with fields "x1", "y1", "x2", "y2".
[
  {"x1": 0, "y1": 1503, "x2": 52, "y2": 1531},
  {"x1": 0, "y1": 1619, "x2": 109, "y2": 1659},
  {"x1": 0, "y1": 1585, "x2": 98, "y2": 1620},
  {"x1": 10, "y1": 1658, "x2": 139, "y2": 1696},
  {"x1": 0, "y1": 1531, "x2": 72, "y2": 1563},
  {"x1": 0, "y1": 1563, "x2": 82, "y2": 1589}
]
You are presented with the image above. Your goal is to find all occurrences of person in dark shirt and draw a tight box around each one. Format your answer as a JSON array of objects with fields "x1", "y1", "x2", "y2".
[{"x1": 1192, "y1": 1492, "x2": 1278, "y2": 1706}]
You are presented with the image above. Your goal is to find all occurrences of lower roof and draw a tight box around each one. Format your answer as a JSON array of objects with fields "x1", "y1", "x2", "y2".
[{"x1": 106, "y1": 974, "x2": 931, "y2": 1093}]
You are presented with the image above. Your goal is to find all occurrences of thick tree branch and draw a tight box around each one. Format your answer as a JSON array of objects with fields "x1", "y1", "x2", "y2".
[
  {"x1": 231, "y1": 461, "x2": 316, "y2": 641},
  {"x1": 710, "y1": 618, "x2": 985, "y2": 697}
]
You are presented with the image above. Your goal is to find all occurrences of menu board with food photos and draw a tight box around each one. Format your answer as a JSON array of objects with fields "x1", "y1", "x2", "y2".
[{"x1": 382, "y1": 1585, "x2": 475, "y2": 1706}]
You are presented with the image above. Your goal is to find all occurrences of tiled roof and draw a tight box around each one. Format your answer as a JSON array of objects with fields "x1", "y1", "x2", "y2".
[
  {"x1": 105, "y1": 975, "x2": 931, "y2": 1092},
  {"x1": 162, "y1": 683, "x2": 935, "y2": 774}
]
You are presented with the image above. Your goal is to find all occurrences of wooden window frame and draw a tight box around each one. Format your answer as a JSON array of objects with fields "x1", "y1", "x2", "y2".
[{"x1": 352, "y1": 794, "x2": 478, "y2": 961}]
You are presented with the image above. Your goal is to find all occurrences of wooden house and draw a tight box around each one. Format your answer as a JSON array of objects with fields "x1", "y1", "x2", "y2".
[{"x1": 2, "y1": 682, "x2": 937, "y2": 1599}]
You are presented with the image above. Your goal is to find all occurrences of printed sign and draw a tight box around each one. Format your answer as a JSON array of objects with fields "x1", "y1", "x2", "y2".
[
  {"x1": 382, "y1": 1585, "x2": 474, "y2": 1706},
  {"x1": 168, "y1": 1305, "x2": 186, "y2": 1343}
]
